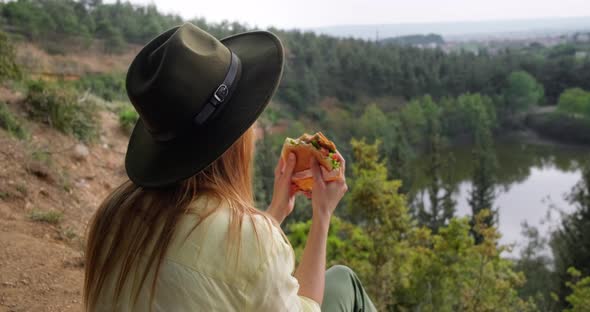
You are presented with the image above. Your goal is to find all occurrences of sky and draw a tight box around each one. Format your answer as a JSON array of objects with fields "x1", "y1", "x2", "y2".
[{"x1": 110, "y1": 0, "x2": 590, "y2": 29}]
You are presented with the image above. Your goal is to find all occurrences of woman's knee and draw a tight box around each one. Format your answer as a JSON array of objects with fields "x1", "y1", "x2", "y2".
[
  {"x1": 327, "y1": 265, "x2": 355, "y2": 278},
  {"x1": 324, "y1": 265, "x2": 357, "y2": 309}
]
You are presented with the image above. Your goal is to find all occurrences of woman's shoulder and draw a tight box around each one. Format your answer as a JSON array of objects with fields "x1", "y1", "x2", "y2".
[
  {"x1": 179, "y1": 195, "x2": 282, "y2": 247},
  {"x1": 165, "y1": 196, "x2": 291, "y2": 281}
]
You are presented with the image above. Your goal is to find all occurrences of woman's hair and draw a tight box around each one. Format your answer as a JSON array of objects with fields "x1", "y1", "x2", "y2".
[{"x1": 83, "y1": 127, "x2": 266, "y2": 310}]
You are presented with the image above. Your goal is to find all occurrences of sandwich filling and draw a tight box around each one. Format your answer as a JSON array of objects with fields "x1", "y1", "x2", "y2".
[{"x1": 292, "y1": 166, "x2": 341, "y2": 180}]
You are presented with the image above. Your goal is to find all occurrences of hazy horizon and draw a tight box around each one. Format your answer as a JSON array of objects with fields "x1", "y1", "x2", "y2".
[
  {"x1": 309, "y1": 15, "x2": 590, "y2": 29},
  {"x1": 314, "y1": 16, "x2": 590, "y2": 40},
  {"x1": 105, "y1": 0, "x2": 590, "y2": 29}
]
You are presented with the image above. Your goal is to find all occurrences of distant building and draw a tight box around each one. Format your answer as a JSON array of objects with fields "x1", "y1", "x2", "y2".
[{"x1": 380, "y1": 34, "x2": 444, "y2": 49}]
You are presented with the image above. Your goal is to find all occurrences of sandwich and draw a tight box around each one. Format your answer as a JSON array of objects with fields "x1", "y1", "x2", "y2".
[{"x1": 281, "y1": 132, "x2": 343, "y2": 193}]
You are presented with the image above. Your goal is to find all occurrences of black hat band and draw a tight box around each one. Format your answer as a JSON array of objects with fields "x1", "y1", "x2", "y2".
[
  {"x1": 194, "y1": 51, "x2": 242, "y2": 126},
  {"x1": 150, "y1": 51, "x2": 242, "y2": 142}
]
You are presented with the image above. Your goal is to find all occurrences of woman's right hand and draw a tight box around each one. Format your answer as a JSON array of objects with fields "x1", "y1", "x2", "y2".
[
  {"x1": 309, "y1": 153, "x2": 348, "y2": 221},
  {"x1": 295, "y1": 154, "x2": 347, "y2": 304}
]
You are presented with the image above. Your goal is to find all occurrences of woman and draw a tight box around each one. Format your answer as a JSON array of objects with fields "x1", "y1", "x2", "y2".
[{"x1": 83, "y1": 23, "x2": 376, "y2": 312}]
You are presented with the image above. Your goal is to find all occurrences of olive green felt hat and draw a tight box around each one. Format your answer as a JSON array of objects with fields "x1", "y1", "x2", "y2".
[{"x1": 124, "y1": 23, "x2": 284, "y2": 187}]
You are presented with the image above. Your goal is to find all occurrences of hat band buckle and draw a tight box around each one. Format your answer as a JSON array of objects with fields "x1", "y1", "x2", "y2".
[{"x1": 150, "y1": 51, "x2": 242, "y2": 142}]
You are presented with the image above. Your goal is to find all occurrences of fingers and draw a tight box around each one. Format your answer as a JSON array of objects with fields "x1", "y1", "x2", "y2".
[
  {"x1": 283, "y1": 153, "x2": 296, "y2": 178},
  {"x1": 335, "y1": 150, "x2": 346, "y2": 173},
  {"x1": 340, "y1": 180, "x2": 349, "y2": 193},
  {"x1": 331, "y1": 150, "x2": 346, "y2": 183},
  {"x1": 274, "y1": 157, "x2": 284, "y2": 178},
  {"x1": 275, "y1": 153, "x2": 296, "y2": 178},
  {"x1": 310, "y1": 157, "x2": 326, "y2": 189}
]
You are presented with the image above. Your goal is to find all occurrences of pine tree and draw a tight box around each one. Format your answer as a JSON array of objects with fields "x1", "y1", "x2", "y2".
[
  {"x1": 416, "y1": 97, "x2": 456, "y2": 232},
  {"x1": 388, "y1": 118, "x2": 415, "y2": 193},
  {"x1": 551, "y1": 162, "x2": 590, "y2": 309},
  {"x1": 515, "y1": 221, "x2": 558, "y2": 311},
  {"x1": 349, "y1": 138, "x2": 411, "y2": 310},
  {"x1": 468, "y1": 124, "x2": 497, "y2": 244}
]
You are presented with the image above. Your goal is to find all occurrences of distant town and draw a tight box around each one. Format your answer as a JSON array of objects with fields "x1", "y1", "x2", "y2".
[
  {"x1": 313, "y1": 16, "x2": 590, "y2": 54},
  {"x1": 380, "y1": 31, "x2": 590, "y2": 55}
]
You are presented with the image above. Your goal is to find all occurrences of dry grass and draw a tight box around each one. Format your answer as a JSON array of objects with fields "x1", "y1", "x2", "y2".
[{"x1": 28, "y1": 209, "x2": 64, "y2": 225}]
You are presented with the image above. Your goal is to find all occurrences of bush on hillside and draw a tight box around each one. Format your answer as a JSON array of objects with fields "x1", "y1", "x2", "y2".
[
  {"x1": 28, "y1": 209, "x2": 63, "y2": 225},
  {"x1": 0, "y1": 102, "x2": 28, "y2": 140},
  {"x1": 25, "y1": 80, "x2": 99, "y2": 142},
  {"x1": 118, "y1": 105, "x2": 138, "y2": 134},
  {"x1": 0, "y1": 30, "x2": 22, "y2": 82},
  {"x1": 76, "y1": 73, "x2": 127, "y2": 102}
]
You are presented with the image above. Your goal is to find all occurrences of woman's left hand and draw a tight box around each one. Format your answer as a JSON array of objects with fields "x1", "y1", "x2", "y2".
[{"x1": 267, "y1": 153, "x2": 297, "y2": 224}]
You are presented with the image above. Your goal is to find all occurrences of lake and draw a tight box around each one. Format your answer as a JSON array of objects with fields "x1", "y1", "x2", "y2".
[{"x1": 413, "y1": 133, "x2": 590, "y2": 257}]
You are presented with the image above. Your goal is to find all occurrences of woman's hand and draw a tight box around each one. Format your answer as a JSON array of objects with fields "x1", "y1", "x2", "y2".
[
  {"x1": 295, "y1": 152, "x2": 347, "y2": 304},
  {"x1": 309, "y1": 152, "x2": 347, "y2": 223},
  {"x1": 267, "y1": 153, "x2": 297, "y2": 224}
]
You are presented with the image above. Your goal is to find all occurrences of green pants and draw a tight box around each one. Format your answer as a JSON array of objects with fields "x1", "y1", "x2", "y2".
[{"x1": 321, "y1": 265, "x2": 377, "y2": 312}]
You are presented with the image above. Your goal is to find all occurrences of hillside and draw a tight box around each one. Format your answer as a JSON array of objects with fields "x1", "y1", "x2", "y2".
[
  {"x1": 0, "y1": 85, "x2": 128, "y2": 311},
  {"x1": 14, "y1": 41, "x2": 137, "y2": 77}
]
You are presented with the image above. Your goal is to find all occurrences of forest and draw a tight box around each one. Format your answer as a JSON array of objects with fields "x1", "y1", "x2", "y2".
[{"x1": 0, "y1": 0, "x2": 589, "y2": 311}]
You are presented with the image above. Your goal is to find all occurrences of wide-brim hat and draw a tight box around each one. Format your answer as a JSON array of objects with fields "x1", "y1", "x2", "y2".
[{"x1": 124, "y1": 23, "x2": 284, "y2": 187}]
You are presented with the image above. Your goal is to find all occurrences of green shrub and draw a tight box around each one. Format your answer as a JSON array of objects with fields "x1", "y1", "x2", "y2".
[
  {"x1": 0, "y1": 102, "x2": 28, "y2": 139},
  {"x1": 31, "y1": 148, "x2": 52, "y2": 165},
  {"x1": 28, "y1": 209, "x2": 63, "y2": 224},
  {"x1": 558, "y1": 88, "x2": 590, "y2": 118},
  {"x1": 0, "y1": 30, "x2": 22, "y2": 82},
  {"x1": 118, "y1": 105, "x2": 138, "y2": 134},
  {"x1": 25, "y1": 80, "x2": 99, "y2": 142},
  {"x1": 565, "y1": 268, "x2": 590, "y2": 311},
  {"x1": 104, "y1": 28, "x2": 127, "y2": 54},
  {"x1": 502, "y1": 70, "x2": 545, "y2": 112},
  {"x1": 76, "y1": 73, "x2": 127, "y2": 102}
]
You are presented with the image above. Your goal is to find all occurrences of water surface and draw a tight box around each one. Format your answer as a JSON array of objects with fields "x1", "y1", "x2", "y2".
[{"x1": 413, "y1": 135, "x2": 589, "y2": 256}]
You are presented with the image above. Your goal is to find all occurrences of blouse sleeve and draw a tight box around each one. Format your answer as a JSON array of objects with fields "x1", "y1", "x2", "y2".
[{"x1": 246, "y1": 215, "x2": 321, "y2": 312}]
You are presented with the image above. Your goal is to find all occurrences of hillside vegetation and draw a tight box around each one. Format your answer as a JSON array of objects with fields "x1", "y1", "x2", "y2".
[{"x1": 0, "y1": 1, "x2": 590, "y2": 311}]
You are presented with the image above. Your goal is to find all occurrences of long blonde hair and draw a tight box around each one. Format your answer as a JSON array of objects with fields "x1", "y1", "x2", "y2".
[{"x1": 83, "y1": 127, "x2": 265, "y2": 310}]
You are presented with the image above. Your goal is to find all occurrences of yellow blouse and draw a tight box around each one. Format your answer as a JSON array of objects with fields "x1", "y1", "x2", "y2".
[{"x1": 93, "y1": 196, "x2": 320, "y2": 312}]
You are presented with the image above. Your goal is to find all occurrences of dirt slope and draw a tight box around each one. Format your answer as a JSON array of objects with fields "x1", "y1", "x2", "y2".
[
  {"x1": 0, "y1": 87, "x2": 128, "y2": 311},
  {"x1": 15, "y1": 42, "x2": 140, "y2": 76}
]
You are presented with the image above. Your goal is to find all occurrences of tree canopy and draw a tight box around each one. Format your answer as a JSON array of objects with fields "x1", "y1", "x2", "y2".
[{"x1": 503, "y1": 70, "x2": 545, "y2": 113}]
